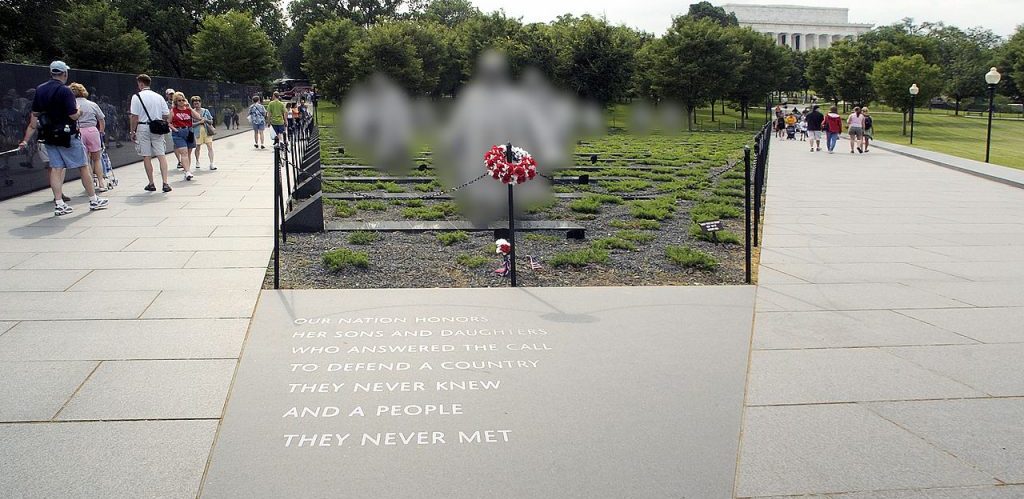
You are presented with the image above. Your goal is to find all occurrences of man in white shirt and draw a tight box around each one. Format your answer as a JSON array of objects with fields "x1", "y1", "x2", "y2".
[{"x1": 130, "y1": 74, "x2": 172, "y2": 192}]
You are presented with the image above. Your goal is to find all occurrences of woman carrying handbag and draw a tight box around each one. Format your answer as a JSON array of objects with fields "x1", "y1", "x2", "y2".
[
  {"x1": 190, "y1": 95, "x2": 216, "y2": 170},
  {"x1": 169, "y1": 91, "x2": 206, "y2": 181}
]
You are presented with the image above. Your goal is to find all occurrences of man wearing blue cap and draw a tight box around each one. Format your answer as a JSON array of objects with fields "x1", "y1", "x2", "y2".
[{"x1": 19, "y1": 61, "x2": 109, "y2": 215}]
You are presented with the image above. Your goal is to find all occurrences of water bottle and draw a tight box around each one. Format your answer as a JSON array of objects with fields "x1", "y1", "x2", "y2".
[{"x1": 63, "y1": 124, "x2": 70, "y2": 133}]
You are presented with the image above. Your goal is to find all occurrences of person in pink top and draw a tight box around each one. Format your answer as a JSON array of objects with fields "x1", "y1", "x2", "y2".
[{"x1": 847, "y1": 106, "x2": 866, "y2": 154}]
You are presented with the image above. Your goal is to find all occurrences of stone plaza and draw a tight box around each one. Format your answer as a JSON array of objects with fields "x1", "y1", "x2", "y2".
[{"x1": 1, "y1": 128, "x2": 1024, "y2": 497}]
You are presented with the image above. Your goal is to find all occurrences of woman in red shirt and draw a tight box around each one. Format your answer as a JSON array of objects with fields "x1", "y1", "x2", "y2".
[{"x1": 169, "y1": 91, "x2": 207, "y2": 181}]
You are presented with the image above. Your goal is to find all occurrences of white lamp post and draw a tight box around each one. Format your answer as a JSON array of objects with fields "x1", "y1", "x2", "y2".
[
  {"x1": 909, "y1": 84, "x2": 919, "y2": 144},
  {"x1": 985, "y1": 67, "x2": 1001, "y2": 163}
]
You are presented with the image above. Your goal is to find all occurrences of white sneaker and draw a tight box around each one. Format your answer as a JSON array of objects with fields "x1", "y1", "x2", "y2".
[
  {"x1": 89, "y1": 197, "x2": 109, "y2": 210},
  {"x1": 54, "y1": 202, "x2": 73, "y2": 216},
  {"x1": 209, "y1": 164, "x2": 217, "y2": 170},
  {"x1": 185, "y1": 171, "x2": 194, "y2": 181}
]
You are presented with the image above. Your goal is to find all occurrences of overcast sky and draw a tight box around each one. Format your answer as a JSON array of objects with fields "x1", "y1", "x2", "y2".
[{"x1": 469, "y1": 0, "x2": 1022, "y2": 37}]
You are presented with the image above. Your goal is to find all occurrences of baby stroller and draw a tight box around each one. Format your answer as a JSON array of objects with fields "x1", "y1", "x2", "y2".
[
  {"x1": 92, "y1": 138, "x2": 118, "y2": 190},
  {"x1": 786, "y1": 123, "x2": 797, "y2": 140}
]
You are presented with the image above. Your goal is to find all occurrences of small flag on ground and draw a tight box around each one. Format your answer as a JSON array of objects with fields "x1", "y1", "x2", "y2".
[{"x1": 528, "y1": 255, "x2": 542, "y2": 270}]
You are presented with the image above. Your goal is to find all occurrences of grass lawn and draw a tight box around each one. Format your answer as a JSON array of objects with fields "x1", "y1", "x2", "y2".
[{"x1": 868, "y1": 110, "x2": 1024, "y2": 169}]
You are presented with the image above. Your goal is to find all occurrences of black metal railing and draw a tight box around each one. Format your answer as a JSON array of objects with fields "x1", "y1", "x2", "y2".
[
  {"x1": 744, "y1": 121, "x2": 772, "y2": 283},
  {"x1": 273, "y1": 113, "x2": 320, "y2": 289}
]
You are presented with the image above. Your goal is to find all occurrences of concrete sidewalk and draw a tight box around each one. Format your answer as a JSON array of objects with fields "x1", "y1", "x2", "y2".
[
  {"x1": 0, "y1": 132, "x2": 273, "y2": 498},
  {"x1": 736, "y1": 137, "x2": 1024, "y2": 497}
]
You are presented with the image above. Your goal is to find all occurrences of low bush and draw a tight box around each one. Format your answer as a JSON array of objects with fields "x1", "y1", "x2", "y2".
[
  {"x1": 347, "y1": 231, "x2": 379, "y2": 245},
  {"x1": 355, "y1": 200, "x2": 387, "y2": 211},
  {"x1": 629, "y1": 197, "x2": 677, "y2": 220},
  {"x1": 414, "y1": 180, "x2": 443, "y2": 192},
  {"x1": 691, "y1": 202, "x2": 742, "y2": 222},
  {"x1": 616, "y1": 230, "x2": 656, "y2": 244},
  {"x1": 549, "y1": 247, "x2": 609, "y2": 267},
  {"x1": 609, "y1": 219, "x2": 661, "y2": 230},
  {"x1": 437, "y1": 231, "x2": 469, "y2": 245},
  {"x1": 590, "y1": 237, "x2": 637, "y2": 251},
  {"x1": 401, "y1": 202, "x2": 459, "y2": 220},
  {"x1": 375, "y1": 181, "x2": 405, "y2": 193},
  {"x1": 688, "y1": 224, "x2": 742, "y2": 245},
  {"x1": 569, "y1": 197, "x2": 601, "y2": 214},
  {"x1": 456, "y1": 254, "x2": 491, "y2": 268},
  {"x1": 665, "y1": 246, "x2": 718, "y2": 270},
  {"x1": 325, "y1": 199, "x2": 356, "y2": 218},
  {"x1": 322, "y1": 248, "x2": 370, "y2": 270}
]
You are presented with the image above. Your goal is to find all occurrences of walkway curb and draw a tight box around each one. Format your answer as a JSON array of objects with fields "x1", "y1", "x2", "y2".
[{"x1": 869, "y1": 139, "x2": 1024, "y2": 190}]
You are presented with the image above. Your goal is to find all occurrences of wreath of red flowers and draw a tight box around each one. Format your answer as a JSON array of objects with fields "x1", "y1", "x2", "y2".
[{"x1": 484, "y1": 144, "x2": 537, "y2": 184}]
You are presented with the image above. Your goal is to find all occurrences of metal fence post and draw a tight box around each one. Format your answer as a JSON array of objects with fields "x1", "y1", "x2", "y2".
[
  {"x1": 744, "y1": 145, "x2": 752, "y2": 284},
  {"x1": 273, "y1": 143, "x2": 281, "y2": 289}
]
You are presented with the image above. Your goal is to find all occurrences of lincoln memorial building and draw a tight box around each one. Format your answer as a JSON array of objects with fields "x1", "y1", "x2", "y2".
[{"x1": 722, "y1": 4, "x2": 873, "y2": 51}]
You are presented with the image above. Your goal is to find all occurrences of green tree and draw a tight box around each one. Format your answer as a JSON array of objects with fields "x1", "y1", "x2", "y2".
[
  {"x1": 805, "y1": 48, "x2": 839, "y2": 104},
  {"x1": 931, "y1": 25, "x2": 996, "y2": 114},
  {"x1": 1, "y1": 0, "x2": 72, "y2": 63},
  {"x1": 728, "y1": 28, "x2": 787, "y2": 125},
  {"x1": 347, "y1": 20, "x2": 447, "y2": 95},
  {"x1": 190, "y1": 10, "x2": 278, "y2": 84},
  {"x1": 643, "y1": 17, "x2": 739, "y2": 128},
  {"x1": 685, "y1": 1, "x2": 738, "y2": 27},
  {"x1": 828, "y1": 40, "x2": 876, "y2": 107},
  {"x1": 859, "y1": 20, "x2": 939, "y2": 63},
  {"x1": 417, "y1": 0, "x2": 479, "y2": 27},
  {"x1": 301, "y1": 18, "x2": 362, "y2": 100},
  {"x1": 871, "y1": 54, "x2": 942, "y2": 134},
  {"x1": 53, "y1": 1, "x2": 150, "y2": 73},
  {"x1": 452, "y1": 11, "x2": 523, "y2": 82},
  {"x1": 1000, "y1": 26, "x2": 1024, "y2": 101},
  {"x1": 549, "y1": 16, "x2": 642, "y2": 105}
]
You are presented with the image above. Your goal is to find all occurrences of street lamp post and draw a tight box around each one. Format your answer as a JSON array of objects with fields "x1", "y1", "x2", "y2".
[
  {"x1": 909, "y1": 84, "x2": 919, "y2": 145},
  {"x1": 985, "y1": 67, "x2": 1001, "y2": 163}
]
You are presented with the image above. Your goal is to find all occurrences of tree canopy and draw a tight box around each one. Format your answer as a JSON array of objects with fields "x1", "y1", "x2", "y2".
[
  {"x1": 190, "y1": 10, "x2": 278, "y2": 84},
  {"x1": 54, "y1": 1, "x2": 150, "y2": 74}
]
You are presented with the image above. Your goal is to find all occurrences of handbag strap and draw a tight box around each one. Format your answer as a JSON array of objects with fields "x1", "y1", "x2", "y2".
[{"x1": 135, "y1": 93, "x2": 155, "y2": 122}]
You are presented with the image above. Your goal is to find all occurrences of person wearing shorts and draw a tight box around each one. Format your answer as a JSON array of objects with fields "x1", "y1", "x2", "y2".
[
  {"x1": 248, "y1": 96, "x2": 267, "y2": 149},
  {"x1": 266, "y1": 91, "x2": 287, "y2": 144},
  {"x1": 847, "y1": 107, "x2": 866, "y2": 153},
  {"x1": 169, "y1": 91, "x2": 204, "y2": 181},
  {"x1": 70, "y1": 83, "x2": 109, "y2": 191},
  {"x1": 805, "y1": 105, "x2": 824, "y2": 152},
  {"x1": 191, "y1": 95, "x2": 216, "y2": 170},
  {"x1": 129, "y1": 74, "x2": 172, "y2": 192},
  {"x1": 19, "y1": 61, "x2": 108, "y2": 215}
]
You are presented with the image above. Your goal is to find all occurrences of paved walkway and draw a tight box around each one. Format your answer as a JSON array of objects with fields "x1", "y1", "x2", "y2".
[
  {"x1": 0, "y1": 132, "x2": 273, "y2": 497},
  {"x1": 4, "y1": 130, "x2": 1024, "y2": 498},
  {"x1": 736, "y1": 138, "x2": 1024, "y2": 497}
]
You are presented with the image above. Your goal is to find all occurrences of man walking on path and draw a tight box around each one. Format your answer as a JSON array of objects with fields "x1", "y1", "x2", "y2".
[
  {"x1": 130, "y1": 74, "x2": 173, "y2": 192},
  {"x1": 18, "y1": 61, "x2": 109, "y2": 216},
  {"x1": 805, "y1": 105, "x2": 824, "y2": 152},
  {"x1": 266, "y1": 92, "x2": 287, "y2": 144}
]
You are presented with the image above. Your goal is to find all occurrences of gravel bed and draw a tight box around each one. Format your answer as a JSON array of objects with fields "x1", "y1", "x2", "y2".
[{"x1": 266, "y1": 197, "x2": 747, "y2": 289}]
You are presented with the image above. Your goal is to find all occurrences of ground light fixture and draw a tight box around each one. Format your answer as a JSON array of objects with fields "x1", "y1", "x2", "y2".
[
  {"x1": 909, "y1": 84, "x2": 919, "y2": 144},
  {"x1": 985, "y1": 67, "x2": 1001, "y2": 163}
]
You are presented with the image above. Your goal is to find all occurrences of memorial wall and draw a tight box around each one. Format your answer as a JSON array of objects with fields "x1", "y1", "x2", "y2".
[{"x1": 0, "y1": 63, "x2": 261, "y2": 200}]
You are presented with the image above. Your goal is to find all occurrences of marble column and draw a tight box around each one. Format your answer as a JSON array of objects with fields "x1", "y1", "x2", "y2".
[
  {"x1": 805, "y1": 33, "x2": 816, "y2": 51},
  {"x1": 819, "y1": 34, "x2": 830, "y2": 49}
]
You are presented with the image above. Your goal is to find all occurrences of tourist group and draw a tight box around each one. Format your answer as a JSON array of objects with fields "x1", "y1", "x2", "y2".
[
  {"x1": 774, "y1": 104, "x2": 874, "y2": 154},
  {"x1": 17, "y1": 61, "x2": 311, "y2": 216}
]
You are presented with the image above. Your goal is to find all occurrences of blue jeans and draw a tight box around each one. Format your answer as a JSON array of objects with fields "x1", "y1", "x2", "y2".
[{"x1": 826, "y1": 132, "x2": 839, "y2": 151}]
